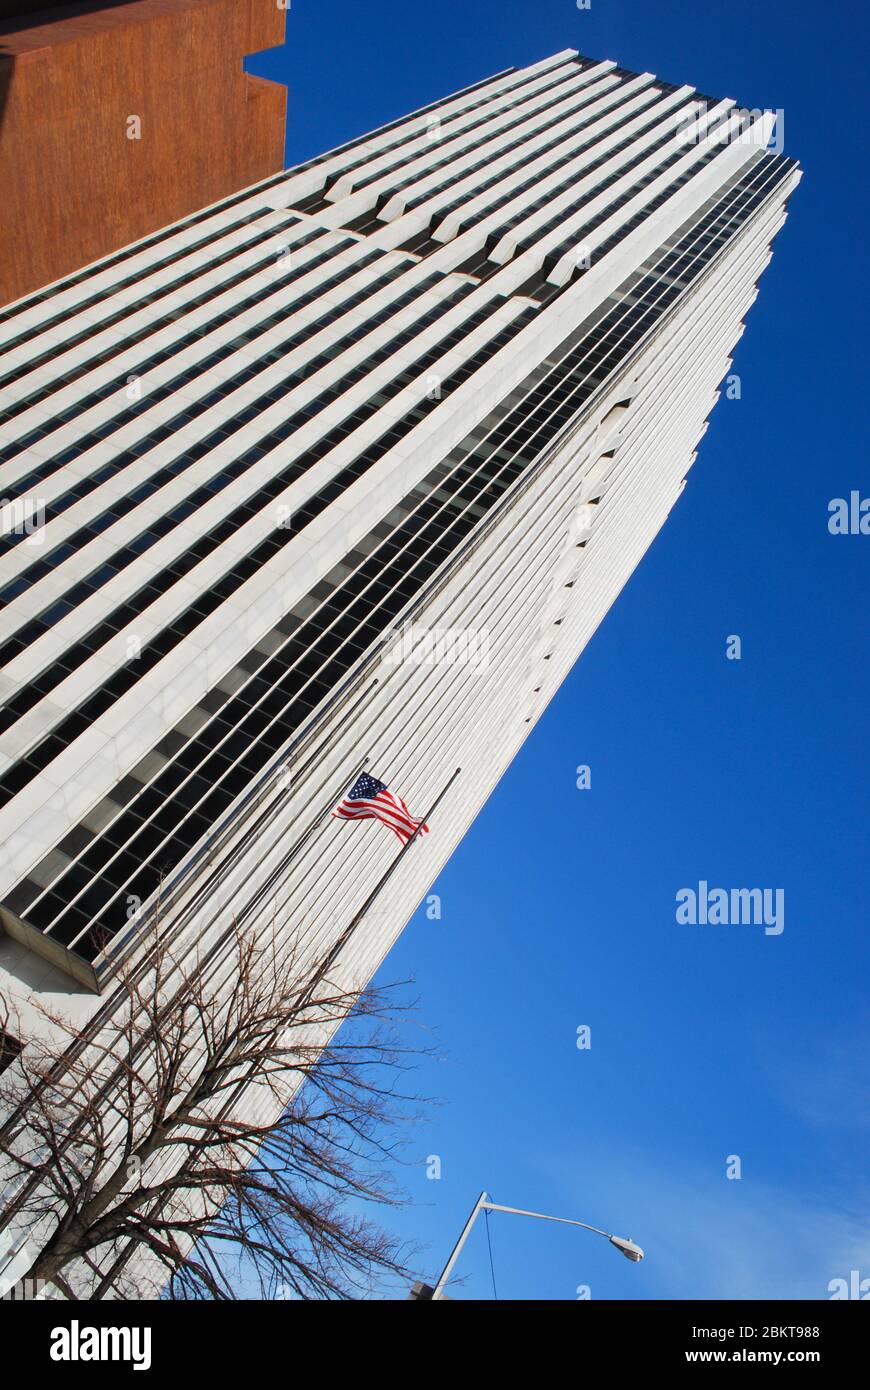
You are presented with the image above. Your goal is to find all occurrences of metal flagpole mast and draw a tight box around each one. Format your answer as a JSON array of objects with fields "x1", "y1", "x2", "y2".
[
  {"x1": 95, "y1": 766, "x2": 463, "y2": 1293},
  {"x1": 301, "y1": 765, "x2": 462, "y2": 1001}
]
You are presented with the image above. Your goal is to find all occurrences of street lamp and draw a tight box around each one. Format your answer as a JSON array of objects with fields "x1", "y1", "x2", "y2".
[
  {"x1": 609, "y1": 1234, "x2": 644, "y2": 1262},
  {"x1": 428, "y1": 1191, "x2": 644, "y2": 1299}
]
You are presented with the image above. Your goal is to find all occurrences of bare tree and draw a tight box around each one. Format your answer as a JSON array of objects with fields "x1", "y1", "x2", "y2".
[{"x1": 0, "y1": 920, "x2": 429, "y2": 1299}]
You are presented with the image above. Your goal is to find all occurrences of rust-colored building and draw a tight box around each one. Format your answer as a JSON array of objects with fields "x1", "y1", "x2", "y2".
[{"x1": 0, "y1": 0, "x2": 287, "y2": 306}]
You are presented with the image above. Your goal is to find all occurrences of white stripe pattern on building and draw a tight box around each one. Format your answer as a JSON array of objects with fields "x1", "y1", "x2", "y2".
[{"x1": 0, "y1": 46, "x2": 799, "y2": 1291}]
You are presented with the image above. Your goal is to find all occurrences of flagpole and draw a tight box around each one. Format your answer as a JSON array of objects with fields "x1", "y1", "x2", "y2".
[
  {"x1": 91, "y1": 767, "x2": 460, "y2": 1296},
  {"x1": 305, "y1": 765, "x2": 463, "y2": 999},
  {"x1": 99, "y1": 765, "x2": 463, "y2": 1289}
]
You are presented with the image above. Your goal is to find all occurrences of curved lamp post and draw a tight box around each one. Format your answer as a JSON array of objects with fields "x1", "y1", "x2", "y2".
[{"x1": 430, "y1": 1191, "x2": 644, "y2": 1299}]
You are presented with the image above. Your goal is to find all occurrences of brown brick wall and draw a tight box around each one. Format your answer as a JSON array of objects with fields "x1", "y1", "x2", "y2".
[{"x1": 0, "y1": 0, "x2": 287, "y2": 305}]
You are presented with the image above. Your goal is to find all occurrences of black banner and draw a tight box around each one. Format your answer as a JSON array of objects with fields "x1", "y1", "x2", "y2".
[{"x1": 0, "y1": 1296, "x2": 863, "y2": 1375}]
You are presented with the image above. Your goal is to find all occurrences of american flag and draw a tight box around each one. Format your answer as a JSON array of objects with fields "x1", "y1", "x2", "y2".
[{"x1": 332, "y1": 772, "x2": 429, "y2": 846}]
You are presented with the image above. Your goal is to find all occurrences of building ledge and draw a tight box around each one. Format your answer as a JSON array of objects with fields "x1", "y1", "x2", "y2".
[{"x1": 0, "y1": 904, "x2": 99, "y2": 992}]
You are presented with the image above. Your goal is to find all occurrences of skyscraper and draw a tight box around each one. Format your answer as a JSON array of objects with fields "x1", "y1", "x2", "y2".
[{"x1": 0, "y1": 48, "x2": 799, "y2": 1293}]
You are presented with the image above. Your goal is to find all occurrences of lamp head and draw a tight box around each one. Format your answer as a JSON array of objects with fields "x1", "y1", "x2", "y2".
[{"x1": 609, "y1": 1235, "x2": 644, "y2": 1262}]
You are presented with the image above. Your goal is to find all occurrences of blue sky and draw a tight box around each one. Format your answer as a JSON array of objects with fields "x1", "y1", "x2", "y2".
[{"x1": 248, "y1": 1, "x2": 868, "y2": 1298}]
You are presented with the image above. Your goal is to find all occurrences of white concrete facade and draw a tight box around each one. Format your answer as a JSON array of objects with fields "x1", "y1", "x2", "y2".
[{"x1": 0, "y1": 49, "x2": 799, "y2": 1294}]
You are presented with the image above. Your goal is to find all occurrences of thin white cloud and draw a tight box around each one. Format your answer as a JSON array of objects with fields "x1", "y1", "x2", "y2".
[
  {"x1": 547, "y1": 1146, "x2": 869, "y2": 1300},
  {"x1": 770, "y1": 1020, "x2": 870, "y2": 1135}
]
